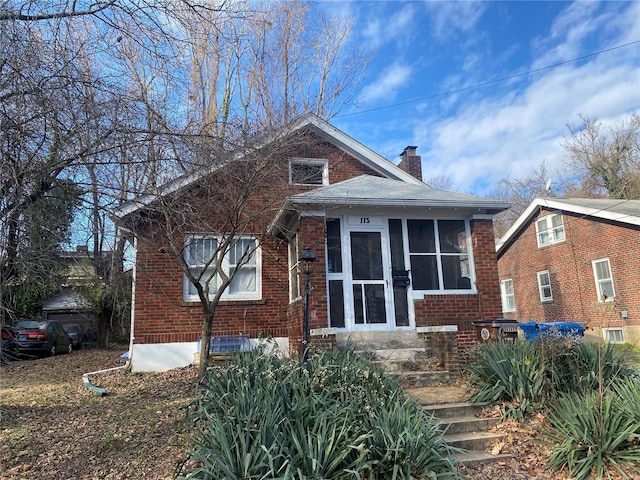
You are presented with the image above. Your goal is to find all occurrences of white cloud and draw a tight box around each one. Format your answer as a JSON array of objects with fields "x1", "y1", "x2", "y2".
[
  {"x1": 361, "y1": 3, "x2": 417, "y2": 49},
  {"x1": 359, "y1": 63, "x2": 413, "y2": 103},
  {"x1": 422, "y1": 0, "x2": 487, "y2": 40},
  {"x1": 417, "y1": 50, "x2": 639, "y2": 195}
]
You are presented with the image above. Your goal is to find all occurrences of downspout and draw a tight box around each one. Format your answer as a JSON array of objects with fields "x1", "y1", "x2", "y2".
[{"x1": 82, "y1": 234, "x2": 137, "y2": 396}]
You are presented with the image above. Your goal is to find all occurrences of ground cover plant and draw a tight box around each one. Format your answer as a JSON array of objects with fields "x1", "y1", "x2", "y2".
[
  {"x1": 465, "y1": 337, "x2": 640, "y2": 479},
  {"x1": 177, "y1": 345, "x2": 465, "y2": 480}
]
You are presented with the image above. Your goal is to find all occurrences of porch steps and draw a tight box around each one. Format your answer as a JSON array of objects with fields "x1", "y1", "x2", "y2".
[
  {"x1": 423, "y1": 402, "x2": 512, "y2": 466},
  {"x1": 339, "y1": 331, "x2": 449, "y2": 387}
]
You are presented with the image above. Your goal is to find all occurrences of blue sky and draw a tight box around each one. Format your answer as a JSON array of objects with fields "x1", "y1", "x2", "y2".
[{"x1": 322, "y1": 1, "x2": 640, "y2": 196}]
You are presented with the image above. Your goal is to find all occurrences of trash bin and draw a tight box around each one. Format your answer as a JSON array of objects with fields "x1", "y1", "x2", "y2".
[
  {"x1": 518, "y1": 322, "x2": 540, "y2": 341},
  {"x1": 519, "y1": 322, "x2": 585, "y2": 341},
  {"x1": 538, "y1": 322, "x2": 585, "y2": 338},
  {"x1": 471, "y1": 318, "x2": 519, "y2": 343}
]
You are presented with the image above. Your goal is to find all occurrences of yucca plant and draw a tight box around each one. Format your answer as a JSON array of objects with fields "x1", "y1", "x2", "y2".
[
  {"x1": 178, "y1": 345, "x2": 464, "y2": 479},
  {"x1": 465, "y1": 340, "x2": 547, "y2": 418},
  {"x1": 365, "y1": 393, "x2": 461, "y2": 480},
  {"x1": 542, "y1": 385, "x2": 640, "y2": 480}
]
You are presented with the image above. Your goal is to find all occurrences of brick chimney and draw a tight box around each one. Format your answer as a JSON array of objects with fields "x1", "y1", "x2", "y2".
[{"x1": 397, "y1": 146, "x2": 422, "y2": 181}]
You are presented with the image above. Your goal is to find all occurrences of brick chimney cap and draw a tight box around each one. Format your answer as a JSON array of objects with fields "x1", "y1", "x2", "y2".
[{"x1": 400, "y1": 146, "x2": 418, "y2": 157}]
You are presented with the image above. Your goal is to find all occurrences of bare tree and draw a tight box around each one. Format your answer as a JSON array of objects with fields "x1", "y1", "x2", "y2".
[
  {"x1": 1, "y1": 0, "x2": 371, "y2": 367},
  {"x1": 563, "y1": 114, "x2": 640, "y2": 200},
  {"x1": 491, "y1": 161, "x2": 557, "y2": 239}
]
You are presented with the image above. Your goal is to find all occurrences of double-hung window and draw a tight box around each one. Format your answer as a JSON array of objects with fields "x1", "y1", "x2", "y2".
[
  {"x1": 184, "y1": 235, "x2": 260, "y2": 302},
  {"x1": 407, "y1": 219, "x2": 472, "y2": 291},
  {"x1": 537, "y1": 270, "x2": 553, "y2": 301},
  {"x1": 535, "y1": 213, "x2": 565, "y2": 247},
  {"x1": 592, "y1": 258, "x2": 614, "y2": 302},
  {"x1": 500, "y1": 278, "x2": 516, "y2": 312}
]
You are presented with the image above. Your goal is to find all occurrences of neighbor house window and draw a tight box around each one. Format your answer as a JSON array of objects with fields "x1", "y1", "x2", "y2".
[
  {"x1": 592, "y1": 258, "x2": 615, "y2": 302},
  {"x1": 537, "y1": 270, "x2": 553, "y2": 301},
  {"x1": 184, "y1": 235, "x2": 260, "y2": 302},
  {"x1": 289, "y1": 158, "x2": 328, "y2": 185},
  {"x1": 500, "y1": 278, "x2": 516, "y2": 312},
  {"x1": 407, "y1": 219, "x2": 472, "y2": 291},
  {"x1": 289, "y1": 235, "x2": 300, "y2": 302},
  {"x1": 535, "y1": 213, "x2": 565, "y2": 247},
  {"x1": 603, "y1": 328, "x2": 624, "y2": 344}
]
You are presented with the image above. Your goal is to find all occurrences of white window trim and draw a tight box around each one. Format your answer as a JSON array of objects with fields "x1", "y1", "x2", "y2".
[
  {"x1": 537, "y1": 270, "x2": 553, "y2": 302},
  {"x1": 289, "y1": 158, "x2": 328, "y2": 186},
  {"x1": 602, "y1": 327, "x2": 624, "y2": 344},
  {"x1": 592, "y1": 257, "x2": 615, "y2": 302},
  {"x1": 183, "y1": 235, "x2": 262, "y2": 302},
  {"x1": 500, "y1": 278, "x2": 516, "y2": 312},
  {"x1": 288, "y1": 235, "x2": 301, "y2": 302},
  {"x1": 535, "y1": 212, "x2": 565, "y2": 247}
]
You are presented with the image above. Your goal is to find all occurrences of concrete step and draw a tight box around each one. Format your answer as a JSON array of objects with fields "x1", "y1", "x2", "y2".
[
  {"x1": 390, "y1": 370, "x2": 451, "y2": 387},
  {"x1": 425, "y1": 401, "x2": 512, "y2": 467},
  {"x1": 444, "y1": 431, "x2": 506, "y2": 451},
  {"x1": 424, "y1": 402, "x2": 486, "y2": 418},
  {"x1": 337, "y1": 330, "x2": 425, "y2": 350},
  {"x1": 439, "y1": 415, "x2": 500, "y2": 435},
  {"x1": 453, "y1": 451, "x2": 513, "y2": 467}
]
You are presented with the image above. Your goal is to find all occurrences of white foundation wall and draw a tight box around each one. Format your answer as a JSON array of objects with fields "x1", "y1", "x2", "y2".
[
  {"x1": 131, "y1": 342, "x2": 199, "y2": 372},
  {"x1": 130, "y1": 337, "x2": 290, "y2": 372}
]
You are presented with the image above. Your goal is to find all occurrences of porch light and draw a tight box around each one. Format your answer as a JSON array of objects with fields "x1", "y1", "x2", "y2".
[{"x1": 299, "y1": 247, "x2": 316, "y2": 363}]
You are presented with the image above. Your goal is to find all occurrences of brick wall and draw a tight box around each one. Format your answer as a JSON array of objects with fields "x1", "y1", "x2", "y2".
[
  {"x1": 132, "y1": 140, "x2": 380, "y2": 347},
  {"x1": 497, "y1": 209, "x2": 640, "y2": 337}
]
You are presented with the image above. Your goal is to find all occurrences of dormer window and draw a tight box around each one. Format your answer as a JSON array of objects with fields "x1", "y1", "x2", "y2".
[
  {"x1": 535, "y1": 213, "x2": 565, "y2": 247},
  {"x1": 289, "y1": 158, "x2": 328, "y2": 185}
]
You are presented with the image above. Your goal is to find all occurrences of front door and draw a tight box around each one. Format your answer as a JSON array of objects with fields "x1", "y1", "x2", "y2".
[
  {"x1": 350, "y1": 229, "x2": 388, "y2": 327},
  {"x1": 340, "y1": 216, "x2": 412, "y2": 331}
]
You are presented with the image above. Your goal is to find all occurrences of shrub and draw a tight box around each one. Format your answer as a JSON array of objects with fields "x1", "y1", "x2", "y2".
[
  {"x1": 542, "y1": 381, "x2": 640, "y2": 480},
  {"x1": 465, "y1": 340, "x2": 546, "y2": 418},
  {"x1": 177, "y1": 345, "x2": 464, "y2": 479}
]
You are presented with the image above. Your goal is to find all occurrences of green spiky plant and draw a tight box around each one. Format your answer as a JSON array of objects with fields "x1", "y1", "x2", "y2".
[
  {"x1": 465, "y1": 339, "x2": 547, "y2": 418},
  {"x1": 177, "y1": 344, "x2": 465, "y2": 479},
  {"x1": 542, "y1": 376, "x2": 640, "y2": 480}
]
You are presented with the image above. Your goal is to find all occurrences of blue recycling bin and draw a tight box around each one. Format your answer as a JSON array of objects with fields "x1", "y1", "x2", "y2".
[
  {"x1": 538, "y1": 322, "x2": 585, "y2": 338},
  {"x1": 519, "y1": 322, "x2": 585, "y2": 341},
  {"x1": 518, "y1": 322, "x2": 540, "y2": 341}
]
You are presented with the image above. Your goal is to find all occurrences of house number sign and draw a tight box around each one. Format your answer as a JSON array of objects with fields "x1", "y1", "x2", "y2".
[{"x1": 347, "y1": 216, "x2": 383, "y2": 227}]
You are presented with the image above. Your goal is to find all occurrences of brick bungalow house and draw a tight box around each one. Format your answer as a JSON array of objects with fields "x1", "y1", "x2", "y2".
[
  {"x1": 114, "y1": 114, "x2": 510, "y2": 372},
  {"x1": 496, "y1": 197, "x2": 640, "y2": 345}
]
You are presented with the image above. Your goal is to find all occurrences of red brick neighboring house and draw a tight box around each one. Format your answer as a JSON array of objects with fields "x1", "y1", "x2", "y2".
[
  {"x1": 496, "y1": 197, "x2": 640, "y2": 345},
  {"x1": 115, "y1": 114, "x2": 510, "y2": 371}
]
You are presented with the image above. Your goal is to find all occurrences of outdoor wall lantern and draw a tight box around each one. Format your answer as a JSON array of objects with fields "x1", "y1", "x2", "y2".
[{"x1": 299, "y1": 247, "x2": 317, "y2": 363}]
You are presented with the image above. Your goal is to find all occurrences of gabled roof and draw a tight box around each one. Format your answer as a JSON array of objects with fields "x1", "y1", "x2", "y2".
[
  {"x1": 496, "y1": 197, "x2": 640, "y2": 255},
  {"x1": 270, "y1": 175, "x2": 511, "y2": 234},
  {"x1": 113, "y1": 113, "x2": 423, "y2": 220}
]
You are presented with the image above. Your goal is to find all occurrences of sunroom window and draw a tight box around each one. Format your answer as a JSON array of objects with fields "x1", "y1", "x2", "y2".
[
  {"x1": 184, "y1": 235, "x2": 260, "y2": 302},
  {"x1": 407, "y1": 219, "x2": 472, "y2": 291}
]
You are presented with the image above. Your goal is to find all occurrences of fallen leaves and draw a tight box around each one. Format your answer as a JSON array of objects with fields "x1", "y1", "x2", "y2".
[
  {"x1": 1, "y1": 349, "x2": 573, "y2": 480},
  {"x1": 1, "y1": 349, "x2": 198, "y2": 480}
]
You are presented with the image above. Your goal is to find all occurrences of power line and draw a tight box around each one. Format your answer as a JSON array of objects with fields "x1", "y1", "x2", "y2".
[{"x1": 338, "y1": 40, "x2": 640, "y2": 118}]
